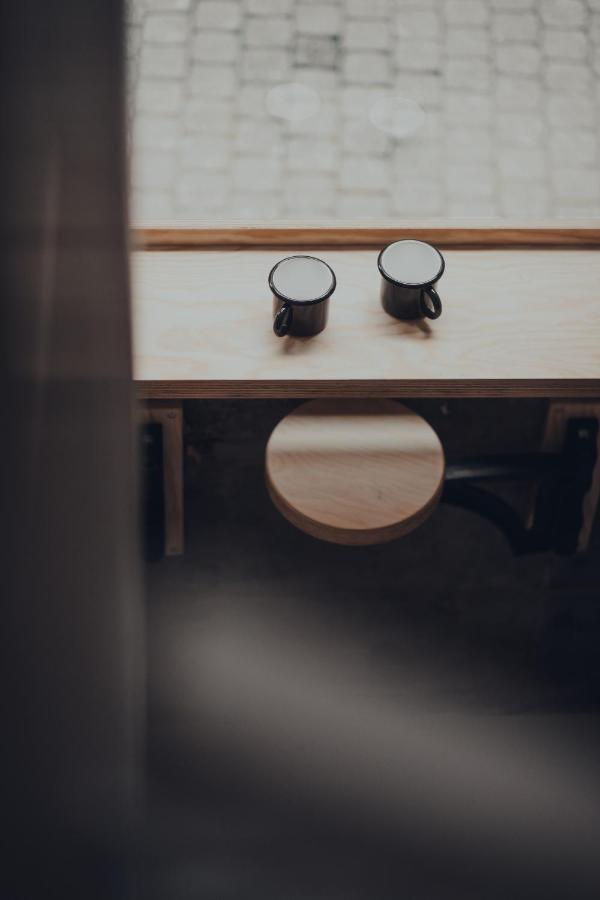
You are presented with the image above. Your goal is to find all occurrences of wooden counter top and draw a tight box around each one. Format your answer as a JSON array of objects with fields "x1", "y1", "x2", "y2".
[{"x1": 132, "y1": 249, "x2": 600, "y2": 398}]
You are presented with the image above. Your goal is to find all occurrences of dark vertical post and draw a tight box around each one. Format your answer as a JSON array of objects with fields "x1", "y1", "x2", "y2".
[{"x1": 0, "y1": 2, "x2": 143, "y2": 898}]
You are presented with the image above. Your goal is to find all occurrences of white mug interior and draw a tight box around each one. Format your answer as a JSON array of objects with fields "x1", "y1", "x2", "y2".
[
  {"x1": 380, "y1": 240, "x2": 443, "y2": 286},
  {"x1": 272, "y1": 256, "x2": 334, "y2": 302}
]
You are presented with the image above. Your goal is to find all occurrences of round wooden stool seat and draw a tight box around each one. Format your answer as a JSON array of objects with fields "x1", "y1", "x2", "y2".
[{"x1": 266, "y1": 400, "x2": 445, "y2": 546}]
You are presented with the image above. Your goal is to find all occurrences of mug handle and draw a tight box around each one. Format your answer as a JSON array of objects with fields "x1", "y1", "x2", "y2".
[
  {"x1": 420, "y1": 286, "x2": 442, "y2": 320},
  {"x1": 273, "y1": 302, "x2": 293, "y2": 336}
]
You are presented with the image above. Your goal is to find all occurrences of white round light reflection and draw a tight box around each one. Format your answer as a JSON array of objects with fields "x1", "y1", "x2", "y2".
[
  {"x1": 266, "y1": 82, "x2": 320, "y2": 122},
  {"x1": 380, "y1": 241, "x2": 442, "y2": 286},
  {"x1": 272, "y1": 257, "x2": 334, "y2": 303},
  {"x1": 369, "y1": 95, "x2": 426, "y2": 139}
]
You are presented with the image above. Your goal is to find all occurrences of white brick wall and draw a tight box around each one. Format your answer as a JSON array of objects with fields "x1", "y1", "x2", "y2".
[
  {"x1": 448, "y1": 197, "x2": 496, "y2": 216},
  {"x1": 296, "y1": 4, "x2": 341, "y2": 35},
  {"x1": 341, "y1": 86, "x2": 383, "y2": 117},
  {"x1": 446, "y1": 58, "x2": 491, "y2": 91},
  {"x1": 245, "y1": 17, "x2": 294, "y2": 47},
  {"x1": 395, "y1": 40, "x2": 442, "y2": 72},
  {"x1": 189, "y1": 64, "x2": 237, "y2": 97},
  {"x1": 395, "y1": 73, "x2": 442, "y2": 105},
  {"x1": 176, "y1": 171, "x2": 230, "y2": 209},
  {"x1": 446, "y1": 163, "x2": 494, "y2": 198},
  {"x1": 446, "y1": 127, "x2": 492, "y2": 162},
  {"x1": 392, "y1": 179, "x2": 443, "y2": 215},
  {"x1": 144, "y1": 13, "x2": 188, "y2": 42},
  {"x1": 184, "y1": 97, "x2": 234, "y2": 134},
  {"x1": 338, "y1": 192, "x2": 389, "y2": 217},
  {"x1": 145, "y1": 0, "x2": 190, "y2": 9},
  {"x1": 287, "y1": 102, "x2": 339, "y2": 136},
  {"x1": 340, "y1": 157, "x2": 389, "y2": 191},
  {"x1": 553, "y1": 167, "x2": 600, "y2": 201},
  {"x1": 491, "y1": 0, "x2": 534, "y2": 9},
  {"x1": 233, "y1": 156, "x2": 284, "y2": 191},
  {"x1": 550, "y1": 130, "x2": 598, "y2": 167},
  {"x1": 195, "y1": 1, "x2": 242, "y2": 29},
  {"x1": 132, "y1": 189, "x2": 173, "y2": 219},
  {"x1": 234, "y1": 119, "x2": 283, "y2": 154},
  {"x1": 247, "y1": 0, "x2": 294, "y2": 15},
  {"x1": 128, "y1": 0, "x2": 600, "y2": 222},
  {"x1": 492, "y1": 12, "x2": 537, "y2": 42},
  {"x1": 193, "y1": 31, "x2": 239, "y2": 62},
  {"x1": 545, "y1": 61, "x2": 591, "y2": 94},
  {"x1": 496, "y1": 75, "x2": 541, "y2": 110},
  {"x1": 344, "y1": 51, "x2": 391, "y2": 84},
  {"x1": 237, "y1": 85, "x2": 268, "y2": 118},
  {"x1": 540, "y1": 0, "x2": 587, "y2": 28},
  {"x1": 346, "y1": 0, "x2": 391, "y2": 20},
  {"x1": 283, "y1": 173, "x2": 335, "y2": 213},
  {"x1": 500, "y1": 181, "x2": 548, "y2": 216},
  {"x1": 445, "y1": 91, "x2": 492, "y2": 123},
  {"x1": 394, "y1": 139, "x2": 441, "y2": 177},
  {"x1": 546, "y1": 94, "x2": 595, "y2": 126},
  {"x1": 344, "y1": 21, "x2": 389, "y2": 50},
  {"x1": 140, "y1": 44, "x2": 186, "y2": 77},
  {"x1": 241, "y1": 48, "x2": 290, "y2": 81},
  {"x1": 133, "y1": 114, "x2": 180, "y2": 150},
  {"x1": 136, "y1": 78, "x2": 184, "y2": 113},
  {"x1": 498, "y1": 146, "x2": 546, "y2": 179},
  {"x1": 497, "y1": 112, "x2": 544, "y2": 147},
  {"x1": 445, "y1": 0, "x2": 490, "y2": 26},
  {"x1": 342, "y1": 118, "x2": 390, "y2": 155},
  {"x1": 495, "y1": 45, "x2": 541, "y2": 77},
  {"x1": 180, "y1": 134, "x2": 231, "y2": 168},
  {"x1": 132, "y1": 149, "x2": 176, "y2": 188},
  {"x1": 288, "y1": 136, "x2": 338, "y2": 172},
  {"x1": 396, "y1": 9, "x2": 441, "y2": 40},
  {"x1": 446, "y1": 27, "x2": 490, "y2": 56},
  {"x1": 543, "y1": 29, "x2": 587, "y2": 59}
]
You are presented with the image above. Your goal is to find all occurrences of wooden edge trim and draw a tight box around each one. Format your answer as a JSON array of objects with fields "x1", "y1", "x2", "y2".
[
  {"x1": 134, "y1": 381, "x2": 600, "y2": 400},
  {"x1": 132, "y1": 223, "x2": 600, "y2": 251}
]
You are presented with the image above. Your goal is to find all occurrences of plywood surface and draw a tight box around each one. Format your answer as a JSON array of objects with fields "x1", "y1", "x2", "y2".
[{"x1": 132, "y1": 249, "x2": 600, "y2": 398}]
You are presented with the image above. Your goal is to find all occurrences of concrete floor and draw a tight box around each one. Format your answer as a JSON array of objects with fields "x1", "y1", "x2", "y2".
[{"x1": 144, "y1": 398, "x2": 600, "y2": 899}]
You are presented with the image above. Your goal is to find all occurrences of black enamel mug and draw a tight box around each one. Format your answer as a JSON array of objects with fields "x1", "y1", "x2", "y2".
[
  {"x1": 269, "y1": 255, "x2": 336, "y2": 337},
  {"x1": 378, "y1": 239, "x2": 444, "y2": 321}
]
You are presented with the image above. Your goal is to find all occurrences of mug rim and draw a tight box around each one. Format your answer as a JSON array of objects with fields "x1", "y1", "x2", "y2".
[
  {"x1": 269, "y1": 254, "x2": 337, "y2": 305},
  {"x1": 377, "y1": 239, "x2": 445, "y2": 288}
]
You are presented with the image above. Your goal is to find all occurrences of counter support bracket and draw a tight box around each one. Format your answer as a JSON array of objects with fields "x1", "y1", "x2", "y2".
[{"x1": 442, "y1": 406, "x2": 600, "y2": 556}]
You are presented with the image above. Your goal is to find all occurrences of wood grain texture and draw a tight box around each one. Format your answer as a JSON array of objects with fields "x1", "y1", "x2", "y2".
[
  {"x1": 139, "y1": 400, "x2": 184, "y2": 555},
  {"x1": 540, "y1": 402, "x2": 600, "y2": 552},
  {"x1": 133, "y1": 223, "x2": 600, "y2": 251},
  {"x1": 265, "y1": 400, "x2": 445, "y2": 545},
  {"x1": 132, "y1": 249, "x2": 600, "y2": 399}
]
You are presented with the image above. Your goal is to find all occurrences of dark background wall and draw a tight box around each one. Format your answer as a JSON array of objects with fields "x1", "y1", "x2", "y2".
[
  {"x1": 174, "y1": 396, "x2": 599, "y2": 707},
  {"x1": 143, "y1": 396, "x2": 600, "y2": 900}
]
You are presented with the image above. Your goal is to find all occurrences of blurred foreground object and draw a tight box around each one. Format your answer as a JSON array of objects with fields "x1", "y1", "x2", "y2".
[
  {"x1": 0, "y1": 2, "x2": 143, "y2": 898},
  {"x1": 154, "y1": 604, "x2": 600, "y2": 900}
]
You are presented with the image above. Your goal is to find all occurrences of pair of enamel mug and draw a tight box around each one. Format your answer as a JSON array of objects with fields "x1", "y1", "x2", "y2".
[{"x1": 269, "y1": 239, "x2": 445, "y2": 338}]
